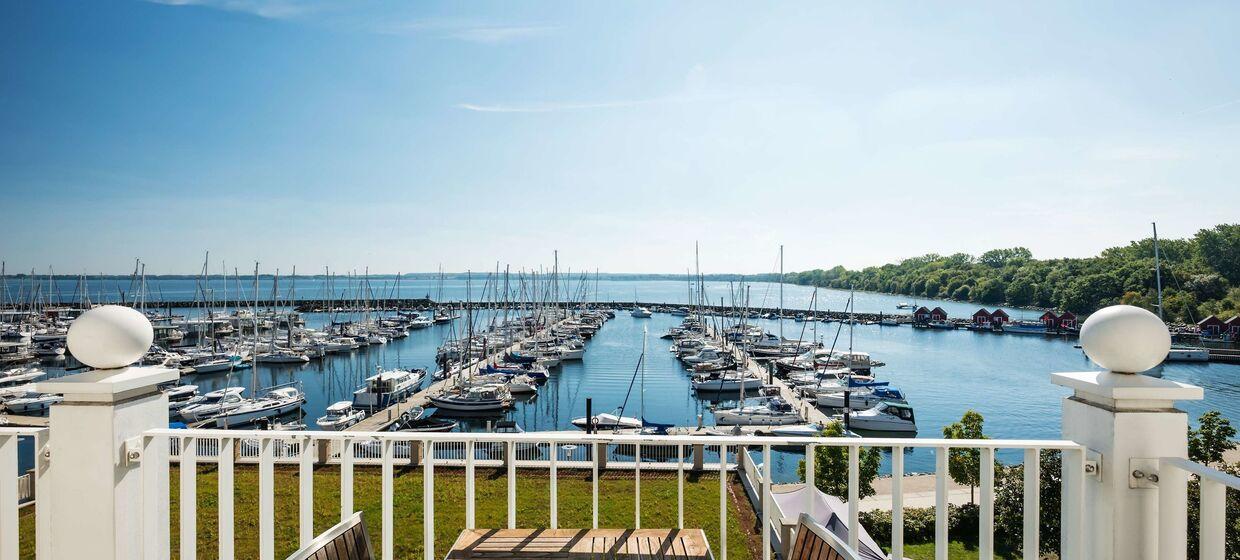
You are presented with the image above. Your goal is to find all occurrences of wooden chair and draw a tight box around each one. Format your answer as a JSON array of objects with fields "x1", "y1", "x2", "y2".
[
  {"x1": 787, "y1": 513, "x2": 862, "y2": 560},
  {"x1": 285, "y1": 511, "x2": 375, "y2": 560}
]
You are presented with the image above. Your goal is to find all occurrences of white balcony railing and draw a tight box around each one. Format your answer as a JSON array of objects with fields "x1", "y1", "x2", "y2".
[
  {"x1": 0, "y1": 426, "x2": 48, "y2": 560},
  {"x1": 138, "y1": 428, "x2": 1086, "y2": 560}
]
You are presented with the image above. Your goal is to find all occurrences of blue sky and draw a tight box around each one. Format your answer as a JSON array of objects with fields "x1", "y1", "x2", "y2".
[{"x1": 2, "y1": 1, "x2": 1238, "y2": 275}]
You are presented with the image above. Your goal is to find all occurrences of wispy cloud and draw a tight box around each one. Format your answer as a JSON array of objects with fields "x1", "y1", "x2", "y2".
[
  {"x1": 379, "y1": 20, "x2": 557, "y2": 43},
  {"x1": 1189, "y1": 97, "x2": 1240, "y2": 116},
  {"x1": 144, "y1": 0, "x2": 317, "y2": 20},
  {"x1": 455, "y1": 99, "x2": 661, "y2": 113}
]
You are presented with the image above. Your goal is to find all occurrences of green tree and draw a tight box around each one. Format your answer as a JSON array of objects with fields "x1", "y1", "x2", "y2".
[
  {"x1": 993, "y1": 450, "x2": 1062, "y2": 555},
  {"x1": 1188, "y1": 411, "x2": 1237, "y2": 465},
  {"x1": 943, "y1": 410, "x2": 989, "y2": 502},
  {"x1": 796, "y1": 421, "x2": 882, "y2": 498},
  {"x1": 1196, "y1": 224, "x2": 1240, "y2": 284}
]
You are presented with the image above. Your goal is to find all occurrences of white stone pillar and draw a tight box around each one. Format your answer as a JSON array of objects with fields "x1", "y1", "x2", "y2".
[
  {"x1": 1053, "y1": 371, "x2": 1202, "y2": 560},
  {"x1": 36, "y1": 305, "x2": 176, "y2": 560},
  {"x1": 1052, "y1": 305, "x2": 1203, "y2": 560},
  {"x1": 39, "y1": 367, "x2": 177, "y2": 560}
]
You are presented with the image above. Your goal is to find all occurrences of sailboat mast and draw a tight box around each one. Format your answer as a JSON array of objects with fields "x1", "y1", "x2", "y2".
[{"x1": 1153, "y1": 222, "x2": 1164, "y2": 321}]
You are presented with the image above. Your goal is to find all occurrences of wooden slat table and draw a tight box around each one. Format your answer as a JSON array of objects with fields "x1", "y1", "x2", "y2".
[{"x1": 447, "y1": 529, "x2": 714, "y2": 560}]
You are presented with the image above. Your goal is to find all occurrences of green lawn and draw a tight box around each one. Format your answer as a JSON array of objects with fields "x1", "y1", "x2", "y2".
[
  {"x1": 14, "y1": 465, "x2": 758, "y2": 560},
  {"x1": 902, "y1": 541, "x2": 1023, "y2": 560}
]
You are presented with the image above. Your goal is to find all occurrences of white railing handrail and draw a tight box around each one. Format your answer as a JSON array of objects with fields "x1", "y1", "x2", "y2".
[
  {"x1": 143, "y1": 427, "x2": 1085, "y2": 449},
  {"x1": 0, "y1": 427, "x2": 49, "y2": 437},
  {"x1": 1160, "y1": 456, "x2": 1240, "y2": 489}
]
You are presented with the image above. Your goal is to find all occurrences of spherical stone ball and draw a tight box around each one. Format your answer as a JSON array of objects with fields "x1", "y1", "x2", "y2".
[
  {"x1": 66, "y1": 305, "x2": 153, "y2": 369},
  {"x1": 1079, "y1": 305, "x2": 1170, "y2": 373}
]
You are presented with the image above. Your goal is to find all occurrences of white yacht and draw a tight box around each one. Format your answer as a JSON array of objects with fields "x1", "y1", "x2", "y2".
[
  {"x1": 815, "y1": 385, "x2": 907, "y2": 409},
  {"x1": 315, "y1": 401, "x2": 366, "y2": 431},
  {"x1": 352, "y1": 368, "x2": 424, "y2": 409},
  {"x1": 178, "y1": 387, "x2": 247, "y2": 422},
  {"x1": 1166, "y1": 346, "x2": 1210, "y2": 362},
  {"x1": 1, "y1": 390, "x2": 62, "y2": 414},
  {"x1": 429, "y1": 383, "x2": 511, "y2": 412},
  {"x1": 571, "y1": 412, "x2": 643, "y2": 430},
  {"x1": 0, "y1": 367, "x2": 45, "y2": 387},
  {"x1": 631, "y1": 307, "x2": 653, "y2": 318},
  {"x1": 840, "y1": 402, "x2": 918, "y2": 433}
]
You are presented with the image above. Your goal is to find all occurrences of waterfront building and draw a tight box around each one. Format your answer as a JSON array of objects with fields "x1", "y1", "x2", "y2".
[
  {"x1": 928, "y1": 307, "x2": 948, "y2": 321},
  {"x1": 990, "y1": 308, "x2": 1010, "y2": 326},
  {"x1": 1198, "y1": 315, "x2": 1226, "y2": 337},
  {"x1": 971, "y1": 308, "x2": 992, "y2": 326},
  {"x1": 1224, "y1": 316, "x2": 1240, "y2": 340},
  {"x1": 0, "y1": 304, "x2": 1235, "y2": 560},
  {"x1": 912, "y1": 306, "x2": 932, "y2": 323}
]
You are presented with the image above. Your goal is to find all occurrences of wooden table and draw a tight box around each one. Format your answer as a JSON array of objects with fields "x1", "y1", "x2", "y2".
[{"x1": 447, "y1": 529, "x2": 714, "y2": 560}]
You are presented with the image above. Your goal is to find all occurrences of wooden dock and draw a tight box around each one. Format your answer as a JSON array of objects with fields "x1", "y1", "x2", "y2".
[{"x1": 347, "y1": 317, "x2": 573, "y2": 433}]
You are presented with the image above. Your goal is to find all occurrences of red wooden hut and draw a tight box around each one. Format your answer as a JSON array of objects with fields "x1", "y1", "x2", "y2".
[
  {"x1": 1198, "y1": 315, "x2": 1226, "y2": 337},
  {"x1": 1040, "y1": 311, "x2": 1060, "y2": 329},
  {"x1": 1225, "y1": 316, "x2": 1240, "y2": 339},
  {"x1": 990, "y1": 309, "x2": 1010, "y2": 326},
  {"x1": 1057, "y1": 311, "x2": 1077, "y2": 329},
  {"x1": 972, "y1": 309, "x2": 993, "y2": 326},
  {"x1": 913, "y1": 307, "x2": 932, "y2": 323},
  {"x1": 929, "y1": 307, "x2": 948, "y2": 321}
]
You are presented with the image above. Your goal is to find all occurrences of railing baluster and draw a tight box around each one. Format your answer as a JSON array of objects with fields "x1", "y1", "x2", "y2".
[
  {"x1": 550, "y1": 442, "x2": 558, "y2": 529},
  {"x1": 507, "y1": 440, "x2": 516, "y2": 529},
  {"x1": 719, "y1": 444, "x2": 728, "y2": 560},
  {"x1": 892, "y1": 445, "x2": 904, "y2": 560},
  {"x1": 762, "y1": 445, "x2": 772, "y2": 560},
  {"x1": 382, "y1": 439, "x2": 394, "y2": 560},
  {"x1": 299, "y1": 436, "x2": 314, "y2": 546},
  {"x1": 592, "y1": 442, "x2": 599, "y2": 529},
  {"x1": 180, "y1": 436, "x2": 197, "y2": 560},
  {"x1": 848, "y1": 444, "x2": 859, "y2": 552},
  {"x1": 259, "y1": 437, "x2": 274, "y2": 560},
  {"x1": 805, "y1": 443, "x2": 816, "y2": 516},
  {"x1": 935, "y1": 446, "x2": 948, "y2": 560},
  {"x1": 0, "y1": 434, "x2": 16, "y2": 560},
  {"x1": 218, "y1": 438, "x2": 234, "y2": 560},
  {"x1": 1156, "y1": 453, "x2": 1186, "y2": 560},
  {"x1": 341, "y1": 438, "x2": 354, "y2": 522},
  {"x1": 980, "y1": 447, "x2": 995, "y2": 560},
  {"x1": 1022, "y1": 448, "x2": 1040, "y2": 560},
  {"x1": 1199, "y1": 478, "x2": 1226, "y2": 560},
  {"x1": 35, "y1": 429, "x2": 50, "y2": 560},
  {"x1": 465, "y1": 440, "x2": 475, "y2": 530},
  {"x1": 634, "y1": 442, "x2": 641, "y2": 529},
  {"x1": 1062, "y1": 447, "x2": 1086, "y2": 560},
  {"x1": 143, "y1": 434, "x2": 169, "y2": 560},
  {"x1": 423, "y1": 440, "x2": 435, "y2": 560},
  {"x1": 677, "y1": 444, "x2": 685, "y2": 529}
]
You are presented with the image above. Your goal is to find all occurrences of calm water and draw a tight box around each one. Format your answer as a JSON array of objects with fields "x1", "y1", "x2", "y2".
[
  {"x1": 20, "y1": 287, "x2": 1240, "y2": 480},
  {"x1": 22, "y1": 277, "x2": 1046, "y2": 319}
]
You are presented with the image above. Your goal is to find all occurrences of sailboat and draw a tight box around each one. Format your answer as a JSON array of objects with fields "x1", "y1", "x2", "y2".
[{"x1": 1152, "y1": 222, "x2": 1211, "y2": 362}]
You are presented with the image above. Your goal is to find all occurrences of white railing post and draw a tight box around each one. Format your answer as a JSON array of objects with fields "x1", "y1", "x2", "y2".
[
  {"x1": 35, "y1": 307, "x2": 177, "y2": 560},
  {"x1": 549, "y1": 442, "x2": 558, "y2": 529},
  {"x1": 1051, "y1": 305, "x2": 1204, "y2": 560},
  {"x1": 719, "y1": 444, "x2": 728, "y2": 560},
  {"x1": 465, "y1": 440, "x2": 475, "y2": 530},
  {"x1": 891, "y1": 445, "x2": 904, "y2": 560},
  {"x1": 1022, "y1": 448, "x2": 1040, "y2": 560},
  {"x1": 341, "y1": 437, "x2": 354, "y2": 522},
  {"x1": 218, "y1": 437, "x2": 234, "y2": 560},
  {"x1": 0, "y1": 433, "x2": 16, "y2": 560},
  {"x1": 299, "y1": 436, "x2": 314, "y2": 547},
  {"x1": 1198, "y1": 478, "x2": 1226, "y2": 560}
]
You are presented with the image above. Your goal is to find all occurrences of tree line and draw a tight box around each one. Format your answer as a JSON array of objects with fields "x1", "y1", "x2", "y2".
[{"x1": 784, "y1": 223, "x2": 1240, "y2": 322}]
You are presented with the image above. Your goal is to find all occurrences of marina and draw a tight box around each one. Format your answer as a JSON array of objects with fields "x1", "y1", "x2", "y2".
[{"x1": 4, "y1": 283, "x2": 1239, "y2": 478}]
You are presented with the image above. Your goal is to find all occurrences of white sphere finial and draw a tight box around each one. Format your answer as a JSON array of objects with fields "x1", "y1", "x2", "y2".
[
  {"x1": 66, "y1": 305, "x2": 154, "y2": 370},
  {"x1": 1079, "y1": 305, "x2": 1170, "y2": 374}
]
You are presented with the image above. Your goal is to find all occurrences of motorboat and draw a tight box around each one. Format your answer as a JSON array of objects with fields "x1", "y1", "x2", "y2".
[
  {"x1": 762, "y1": 422, "x2": 830, "y2": 438},
  {"x1": 162, "y1": 383, "x2": 199, "y2": 402},
  {"x1": 0, "y1": 367, "x2": 45, "y2": 387},
  {"x1": 815, "y1": 385, "x2": 907, "y2": 409},
  {"x1": 352, "y1": 368, "x2": 425, "y2": 410},
  {"x1": 713, "y1": 396, "x2": 802, "y2": 426},
  {"x1": 190, "y1": 355, "x2": 243, "y2": 374},
  {"x1": 1166, "y1": 346, "x2": 1210, "y2": 362},
  {"x1": 839, "y1": 402, "x2": 917, "y2": 433},
  {"x1": 389, "y1": 408, "x2": 458, "y2": 432},
  {"x1": 315, "y1": 401, "x2": 366, "y2": 431},
  {"x1": 631, "y1": 307, "x2": 653, "y2": 318},
  {"x1": 205, "y1": 386, "x2": 305, "y2": 428},
  {"x1": 32, "y1": 343, "x2": 65, "y2": 357},
  {"x1": 408, "y1": 317, "x2": 434, "y2": 329},
  {"x1": 571, "y1": 412, "x2": 643, "y2": 431},
  {"x1": 682, "y1": 347, "x2": 727, "y2": 366},
  {"x1": 1, "y1": 390, "x2": 62, "y2": 414},
  {"x1": 178, "y1": 387, "x2": 247, "y2": 422},
  {"x1": 1001, "y1": 322, "x2": 1047, "y2": 335}
]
